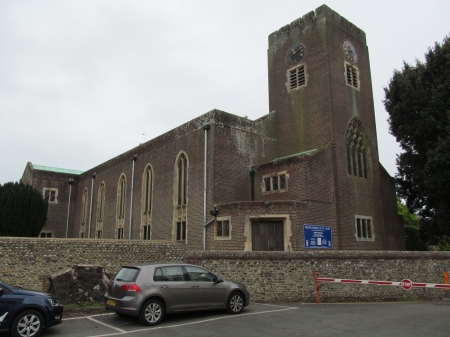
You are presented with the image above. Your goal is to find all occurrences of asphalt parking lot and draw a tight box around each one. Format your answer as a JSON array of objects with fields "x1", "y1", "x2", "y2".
[{"x1": 3, "y1": 302, "x2": 450, "y2": 337}]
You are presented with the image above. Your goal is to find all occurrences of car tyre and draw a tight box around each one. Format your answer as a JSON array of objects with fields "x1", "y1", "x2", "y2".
[
  {"x1": 226, "y1": 292, "x2": 244, "y2": 314},
  {"x1": 11, "y1": 309, "x2": 44, "y2": 337},
  {"x1": 139, "y1": 299, "x2": 164, "y2": 326}
]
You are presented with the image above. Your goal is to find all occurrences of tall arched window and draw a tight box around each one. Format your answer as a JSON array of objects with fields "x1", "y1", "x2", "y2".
[
  {"x1": 116, "y1": 174, "x2": 126, "y2": 239},
  {"x1": 80, "y1": 188, "x2": 89, "y2": 238},
  {"x1": 141, "y1": 165, "x2": 153, "y2": 240},
  {"x1": 345, "y1": 118, "x2": 370, "y2": 179},
  {"x1": 173, "y1": 153, "x2": 188, "y2": 242},
  {"x1": 96, "y1": 182, "x2": 105, "y2": 239}
]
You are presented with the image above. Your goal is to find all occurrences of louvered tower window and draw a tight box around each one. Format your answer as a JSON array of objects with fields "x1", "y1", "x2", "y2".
[
  {"x1": 345, "y1": 63, "x2": 359, "y2": 88},
  {"x1": 288, "y1": 64, "x2": 306, "y2": 90}
]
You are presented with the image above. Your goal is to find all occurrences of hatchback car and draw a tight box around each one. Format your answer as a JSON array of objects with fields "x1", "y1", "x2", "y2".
[
  {"x1": 0, "y1": 280, "x2": 63, "y2": 337},
  {"x1": 104, "y1": 263, "x2": 250, "y2": 325}
]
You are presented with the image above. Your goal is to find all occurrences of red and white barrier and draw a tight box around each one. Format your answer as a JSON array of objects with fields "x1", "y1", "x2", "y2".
[
  {"x1": 312, "y1": 272, "x2": 450, "y2": 304},
  {"x1": 315, "y1": 277, "x2": 450, "y2": 290}
]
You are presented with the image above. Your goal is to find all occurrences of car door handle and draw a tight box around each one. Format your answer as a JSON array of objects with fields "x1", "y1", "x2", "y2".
[
  {"x1": 192, "y1": 285, "x2": 199, "y2": 288},
  {"x1": 160, "y1": 285, "x2": 169, "y2": 288}
]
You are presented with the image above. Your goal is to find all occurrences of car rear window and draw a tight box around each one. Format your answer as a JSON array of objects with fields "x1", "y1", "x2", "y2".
[{"x1": 115, "y1": 267, "x2": 140, "y2": 282}]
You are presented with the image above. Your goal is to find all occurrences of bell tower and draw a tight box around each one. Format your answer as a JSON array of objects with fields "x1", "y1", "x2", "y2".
[{"x1": 267, "y1": 4, "x2": 379, "y2": 166}]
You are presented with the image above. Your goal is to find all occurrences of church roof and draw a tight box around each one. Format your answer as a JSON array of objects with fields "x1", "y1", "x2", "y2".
[{"x1": 33, "y1": 164, "x2": 84, "y2": 175}]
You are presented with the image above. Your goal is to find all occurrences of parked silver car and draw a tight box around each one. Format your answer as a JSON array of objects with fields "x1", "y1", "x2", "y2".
[{"x1": 104, "y1": 263, "x2": 250, "y2": 326}]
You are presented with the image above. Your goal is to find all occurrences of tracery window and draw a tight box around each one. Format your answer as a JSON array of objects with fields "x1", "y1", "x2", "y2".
[
  {"x1": 345, "y1": 118, "x2": 369, "y2": 178},
  {"x1": 116, "y1": 174, "x2": 126, "y2": 239},
  {"x1": 96, "y1": 182, "x2": 105, "y2": 239},
  {"x1": 141, "y1": 165, "x2": 153, "y2": 240}
]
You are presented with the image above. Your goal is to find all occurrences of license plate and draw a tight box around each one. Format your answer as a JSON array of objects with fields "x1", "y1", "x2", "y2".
[{"x1": 107, "y1": 299, "x2": 116, "y2": 306}]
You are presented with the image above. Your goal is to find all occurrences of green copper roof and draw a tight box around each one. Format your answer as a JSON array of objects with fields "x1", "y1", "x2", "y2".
[
  {"x1": 33, "y1": 164, "x2": 84, "y2": 175},
  {"x1": 271, "y1": 149, "x2": 317, "y2": 162}
]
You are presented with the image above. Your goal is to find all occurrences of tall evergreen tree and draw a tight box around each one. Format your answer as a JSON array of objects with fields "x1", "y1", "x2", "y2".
[
  {"x1": 384, "y1": 35, "x2": 450, "y2": 242},
  {"x1": 0, "y1": 182, "x2": 48, "y2": 237}
]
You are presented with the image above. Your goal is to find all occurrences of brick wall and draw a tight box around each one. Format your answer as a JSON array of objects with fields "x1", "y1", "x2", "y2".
[{"x1": 1, "y1": 238, "x2": 448, "y2": 303}]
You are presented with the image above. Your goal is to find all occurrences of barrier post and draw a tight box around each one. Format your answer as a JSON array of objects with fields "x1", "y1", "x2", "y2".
[
  {"x1": 444, "y1": 267, "x2": 450, "y2": 302},
  {"x1": 312, "y1": 272, "x2": 320, "y2": 305}
]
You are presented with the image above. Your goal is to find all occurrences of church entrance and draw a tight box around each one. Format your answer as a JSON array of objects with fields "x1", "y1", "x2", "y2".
[{"x1": 252, "y1": 221, "x2": 284, "y2": 251}]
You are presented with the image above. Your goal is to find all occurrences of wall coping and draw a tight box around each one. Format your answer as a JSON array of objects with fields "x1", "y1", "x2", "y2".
[{"x1": 187, "y1": 250, "x2": 450, "y2": 260}]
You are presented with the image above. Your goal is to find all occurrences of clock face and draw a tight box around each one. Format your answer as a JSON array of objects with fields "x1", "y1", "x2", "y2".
[
  {"x1": 343, "y1": 41, "x2": 357, "y2": 63},
  {"x1": 285, "y1": 42, "x2": 306, "y2": 66}
]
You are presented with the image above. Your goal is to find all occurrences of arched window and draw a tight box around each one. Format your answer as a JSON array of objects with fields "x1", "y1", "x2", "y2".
[
  {"x1": 80, "y1": 188, "x2": 89, "y2": 238},
  {"x1": 173, "y1": 153, "x2": 188, "y2": 242},
  {"x1": 177, "y1": 153, "x2": 187, "y2": 206},
  {"x1": 96, "y1": 182, "x2": 105, "y2": 239},
  {"x1": 141, "y1": 165, "x2": 153, "y2": 240},
  {"x1": 345, "y1": 118, "x2": 369, "y2": 178},
  {"x1": 116, "y1": 174, "x2": 126, "y2": 239}
]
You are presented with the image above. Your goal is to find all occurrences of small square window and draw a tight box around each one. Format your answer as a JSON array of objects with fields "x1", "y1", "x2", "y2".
[
  {"x1": 43, "y1": 188, "x2": 58, "y2": 203},
  {"x1": 215, "y1": 217, "x2": 231, "y2": 240},
  {"x1": 262, "y1": 172, "x2": 288, "y2": 194},
  {"x1": 39, "y1": 231, "x2": 52, "y2": 238},
  {"x1": 355, "y1": 216, "x2": 374, "y2": 241}
]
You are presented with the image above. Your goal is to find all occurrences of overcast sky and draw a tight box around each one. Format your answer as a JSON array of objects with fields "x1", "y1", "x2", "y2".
[{"x1": 1, "y1": 0, "x2": 449, "y2": 183}]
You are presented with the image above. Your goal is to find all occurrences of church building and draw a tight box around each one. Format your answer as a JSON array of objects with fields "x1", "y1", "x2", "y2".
[{"x1": 21, "y1": 5, "x2": 406, "y2": 251}]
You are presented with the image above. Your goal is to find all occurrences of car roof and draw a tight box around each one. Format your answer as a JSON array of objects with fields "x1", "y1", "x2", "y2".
[{"x1": 121, "y1": 263, "x2": 198, "y2": 269}]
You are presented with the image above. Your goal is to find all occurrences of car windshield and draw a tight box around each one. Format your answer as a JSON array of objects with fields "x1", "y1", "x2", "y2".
[
  {"x1": 115, "y1": 267, "x2": 140, "y2": 282},
  {"x1": 0, "y1": 280, "x2": 12, "y2": 289}
]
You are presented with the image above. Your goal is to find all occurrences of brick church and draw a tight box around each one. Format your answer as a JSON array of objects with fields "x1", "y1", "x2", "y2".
[{"x1": 21, "y1": 5, "x2": 405, "y2": 251}]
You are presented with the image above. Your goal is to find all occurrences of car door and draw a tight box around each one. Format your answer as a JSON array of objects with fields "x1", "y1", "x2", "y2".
[
  {"x1": 184, "y1": 266, "x2": 225, "y2": 309},
  {"x1": 154, "y1": 266, "x2": 192, "y2": 311},
  {"x1": 0, "y1": 286, "x2": 11, "y2": 331}
]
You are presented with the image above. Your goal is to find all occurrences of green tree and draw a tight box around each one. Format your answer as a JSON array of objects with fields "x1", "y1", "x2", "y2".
[
  {"x1": 397, "y1": 198, "x2": 419, "y2": 228},
  {"x1": 384, "y1": 35, "x2": 450, "y2": 241},
  {"x1": 0, "y1": 182, "x2": 48, "y2": 237}
]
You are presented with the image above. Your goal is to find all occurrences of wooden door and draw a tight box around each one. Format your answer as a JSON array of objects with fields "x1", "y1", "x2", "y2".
[{"x1": 252, "y1": 221, "x2": 284, "y2": 251}]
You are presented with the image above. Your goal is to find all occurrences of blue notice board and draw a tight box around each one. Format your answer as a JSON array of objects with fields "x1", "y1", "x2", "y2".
[{"x1": 304, "y1": 224, "x2": 332, "y2": 249}]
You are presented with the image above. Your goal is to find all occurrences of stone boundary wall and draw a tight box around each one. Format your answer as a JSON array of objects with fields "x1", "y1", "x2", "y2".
[
  {"x1": 0, "y1": 238, "x2": 185, "y2": 291},
  {"x1": 0, "y1": 238, "x2": 449, "y2": 303},
  {"x1": 186, "y1": 251, "x2": 450, "y2": 302}
]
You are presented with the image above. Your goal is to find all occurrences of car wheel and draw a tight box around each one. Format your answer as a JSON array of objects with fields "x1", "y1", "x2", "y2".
[
  {"x1": 139, "y1": 299, "x2": 164, "y2": 326},
  {"x1": 11, "y1": 309, "x2": 44, "y2": 337},
  {"x1": 226, "y1": 292, "x2": 244, "y2": 314}
]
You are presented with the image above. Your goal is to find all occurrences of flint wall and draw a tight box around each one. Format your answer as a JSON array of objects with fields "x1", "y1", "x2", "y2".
[{"x1": 0, "y1": 237, "x2": 448, "y2": 302}]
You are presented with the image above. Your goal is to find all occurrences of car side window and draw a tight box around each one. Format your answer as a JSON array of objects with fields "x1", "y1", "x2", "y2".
[
  {"x1": 154, "y1": 266, "x2": 185, "y2": 281},
  {"x1": 185, "y1": 266, "x2": 217, "y2": 282}
]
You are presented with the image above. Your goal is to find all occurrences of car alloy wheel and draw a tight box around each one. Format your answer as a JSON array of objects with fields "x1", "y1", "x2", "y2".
[
  {"x1": 227, "y1": 292, "x2": 244, "y2": 314},
  {"x1": 139, "y1": 299, "x2": 164, "y2": 326},
  {"x1": 11, "y1": 310, "x2": 44, "y2": 337}
]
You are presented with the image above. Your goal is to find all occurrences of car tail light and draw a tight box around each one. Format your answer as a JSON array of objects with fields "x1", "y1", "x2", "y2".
[{"x1": 120, "y1": 284, "x2": 141, "y2": 292}]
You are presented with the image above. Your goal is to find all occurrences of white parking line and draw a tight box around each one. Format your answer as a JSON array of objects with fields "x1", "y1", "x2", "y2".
[
  {"x1": 86, "y1": 306, "x2": 299, "y2": 337},
  {"x1": 87, "y1": 316, "x2": 127, "y2": 333}
]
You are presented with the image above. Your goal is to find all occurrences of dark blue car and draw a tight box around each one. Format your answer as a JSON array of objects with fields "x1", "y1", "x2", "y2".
[{"x1": 0, "y1": 280, "x2": 63, "y2": 337}]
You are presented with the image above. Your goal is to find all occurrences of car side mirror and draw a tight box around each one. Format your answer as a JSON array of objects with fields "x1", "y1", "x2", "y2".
[
  {"x1": 0, "y1": 287, "x2": 4, "y2": 297},
  {"x1": 214, "y1": 278, "x2": 223, "y2": 284}
]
